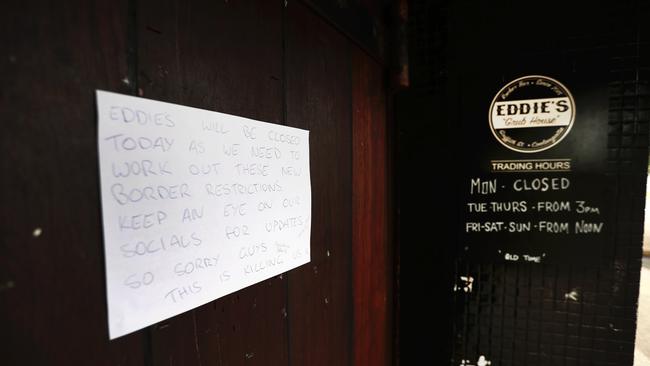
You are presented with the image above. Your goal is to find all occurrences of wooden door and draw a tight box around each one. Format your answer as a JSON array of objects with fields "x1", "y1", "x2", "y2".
[{"x1": 0, "y1": 1, "x2": 392, "y2": 365}]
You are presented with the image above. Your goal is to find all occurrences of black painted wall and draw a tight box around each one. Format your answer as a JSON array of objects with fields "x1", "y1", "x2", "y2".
[{"x1": 398, "y1": 1, "x2": 649, "y2": 365}]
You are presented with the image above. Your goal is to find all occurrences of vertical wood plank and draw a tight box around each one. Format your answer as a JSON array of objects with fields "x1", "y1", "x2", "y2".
[
  {"x1": 351, "y1": 48, "x2": 391, "y2": 366},
  {"x1": 285, "y1": 2, "x2": 354, "y2": 366},
  {"x1": 136, "y1": 0, "x2": 289, "y2": 364},
  {"x1": 0, "y1": 1, "x2": 146, "y2": 365}
]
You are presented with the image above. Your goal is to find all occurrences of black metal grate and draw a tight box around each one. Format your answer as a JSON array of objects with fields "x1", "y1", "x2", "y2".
[
  {"x1": 407, "y1": 0, "x2": 650, "y2": 364},
  {"x1": 447, "y1": 11, "x2": 649, "y2": 366},
  {"x1": 407, "y1": 0, "x2": 448, "y2": 91}
]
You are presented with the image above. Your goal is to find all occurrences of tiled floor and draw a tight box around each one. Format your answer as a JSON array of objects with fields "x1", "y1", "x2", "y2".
[{"x1": 635, "y1": 258, "x2": 650, "y2": 366}]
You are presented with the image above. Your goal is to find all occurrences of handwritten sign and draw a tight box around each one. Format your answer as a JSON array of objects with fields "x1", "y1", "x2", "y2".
[
  {"x1": 460, "y1": 172, "x2": 612, "y2": 263},
  {"x1": 96, "y1": 90, "x2": 311, "y2": 339}
]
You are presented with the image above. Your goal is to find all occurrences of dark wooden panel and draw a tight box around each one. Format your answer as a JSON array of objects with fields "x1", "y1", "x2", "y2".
[
  {"x1": 301, "y1": 0, "x2": 386, "y2": 63},
  {"x1": 0, "y1": 1, "x2": 146, "y2": 365},
  {"x1": 285, "y1": 2, "x2": 353, "y2": 365},
  {"x1": 1, "y1": 2, "x2": 393, "y2": 365},
  {"x1": 137, "y1": 0, "x2": 289, "y2": 365},
  {"x1": 351, "y1": 48, "x2": 391, "y2": 366}
]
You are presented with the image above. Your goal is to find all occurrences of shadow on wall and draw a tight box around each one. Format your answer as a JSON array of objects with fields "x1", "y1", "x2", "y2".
[
  {"x1": 635, "y1": 258, "x2": 650, "y2": 366},
  {"x1": 640, "y1": 168, "x2": 650, "y2": 365},
  {"x1": 640, "y1": 174, "x2": 650, "y2": 365},
  {"x1": 645, "y1": 176, "x2": 650, "y2": 254}
]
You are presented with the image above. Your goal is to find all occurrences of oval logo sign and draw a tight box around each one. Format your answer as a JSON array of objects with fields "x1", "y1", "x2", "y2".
[{"x1": 489, "y1": 75, "x2": 575, "y2": 153}]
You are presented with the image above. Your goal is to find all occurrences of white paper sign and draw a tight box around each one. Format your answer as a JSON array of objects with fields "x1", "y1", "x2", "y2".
[{"x1": 96, "y1": 90, "x2": 311, "y2": 339}]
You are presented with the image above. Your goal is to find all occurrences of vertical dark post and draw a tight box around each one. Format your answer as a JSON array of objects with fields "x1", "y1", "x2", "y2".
[{"x1": 352, "y1": 47, "x2": 392, "y2": 366}]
